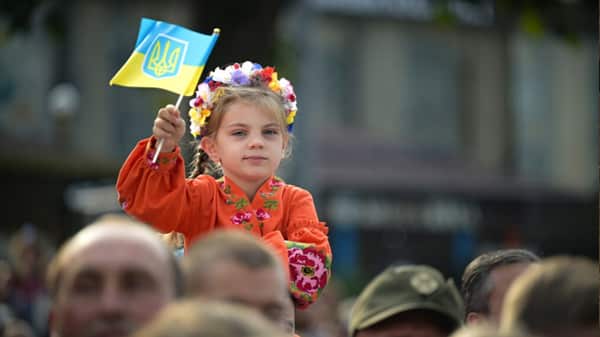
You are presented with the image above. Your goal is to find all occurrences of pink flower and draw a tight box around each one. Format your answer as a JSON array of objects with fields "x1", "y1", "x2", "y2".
[
  {"x1": 269, "y1": 179, "x2": 284, "y2": 188},
  {"x1": 288, "y1": 247, "x2": 328, "y2": 295},
  {"x1": 255, "y1": 208, "x2": 271, "y2": 221},
  {"x1": 231, "y1": 211, "x2": 252, "y2": 225},
  {"x1": 145, "y1": 151, "x2": 159, "y2": 170}
]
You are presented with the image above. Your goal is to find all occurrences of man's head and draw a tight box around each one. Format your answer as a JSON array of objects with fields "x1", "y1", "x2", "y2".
[
  {"x1": 47, "y1": 214, "x2": 181, "y2": 337},
  {"x1": 130, "y1": 299, "x2": 288, "y2": 337},
  {"x1": 181, "y1": 230, "x2": 291, "y2": 334},
  {"x1": 501, "y1": 255, "x2": 598, "y2": 337},
  {"x1": 349, "y1": 264, "x2": 465, "y2": 337},
  {"x1": 450, "y1": 323, "x2": 533, "y2": 337},
  {"x1": 461, "y1": 249, "x2": 539, "y2": 324}
]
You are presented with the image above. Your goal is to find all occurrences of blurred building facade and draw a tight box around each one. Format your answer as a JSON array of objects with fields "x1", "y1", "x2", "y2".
[
  {"x1": 0, "y1": 0, "x2": 597, "y2": 281},
  {"x1": 279, "y1": 0, "x2": 597, "y2": 282}
]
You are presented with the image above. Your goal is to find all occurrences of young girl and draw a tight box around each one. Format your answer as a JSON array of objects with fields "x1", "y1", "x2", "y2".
[{"x1": 116, "y1": 61, "x2": 331, "y2": 308}]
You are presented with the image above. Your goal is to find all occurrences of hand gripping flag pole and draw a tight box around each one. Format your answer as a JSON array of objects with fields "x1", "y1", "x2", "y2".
[
  {"x1": 109, "y1": 18, "x2": 220, "y2": 163},
  {"x1": 152, "y1": 93, "x2": 184, "y2": 163}
]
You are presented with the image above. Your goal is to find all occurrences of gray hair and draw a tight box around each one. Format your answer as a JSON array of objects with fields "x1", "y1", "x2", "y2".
[{"x1": 461, "y1": 249, "x2": 539, "y2": 316}]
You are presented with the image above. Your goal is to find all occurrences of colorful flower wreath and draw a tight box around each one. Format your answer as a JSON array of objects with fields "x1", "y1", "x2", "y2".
[{"x1": 188, "y1": 61, "x2": 298, "y2": 139}]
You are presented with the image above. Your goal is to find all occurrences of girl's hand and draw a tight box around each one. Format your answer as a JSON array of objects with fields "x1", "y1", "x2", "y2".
[{"x1": 152, "y1": 104, "x2": 186, "y2": 152}]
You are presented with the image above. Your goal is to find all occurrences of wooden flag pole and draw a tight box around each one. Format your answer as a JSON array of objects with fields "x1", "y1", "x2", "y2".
[{"x1": 152, "y1": 93, "x2": 184, "y2": 164}]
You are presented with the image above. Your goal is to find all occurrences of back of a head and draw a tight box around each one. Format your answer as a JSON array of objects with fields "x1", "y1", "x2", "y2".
[
  {"x1": 461, "y1": 249, "x2": 539, "y2": 316},
  {"x1": 182, "y1": 229, "x2": 283, "y2": 293},
  {"x1": 130, "y1": 299, "x2": 288, "y2": 337},
  {"x1": 501, "y1": 255, "x2": 598, "y2": 337},
  {"x1": 450, "y1": 324, "x2": 533, "y2": 337},
  {"x1": 349, "y1": 264, "x2": 465, "y2": 336}
]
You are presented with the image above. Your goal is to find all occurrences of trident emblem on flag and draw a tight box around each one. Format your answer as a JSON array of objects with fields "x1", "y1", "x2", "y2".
[{"x1": 143, "y1": 34, "x2": 188, "y2": 78}]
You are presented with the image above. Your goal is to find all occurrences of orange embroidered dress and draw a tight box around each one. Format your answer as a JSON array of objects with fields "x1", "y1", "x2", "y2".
[{"x1": 116, "y1": 138, "x2": 332, "y2": 307}]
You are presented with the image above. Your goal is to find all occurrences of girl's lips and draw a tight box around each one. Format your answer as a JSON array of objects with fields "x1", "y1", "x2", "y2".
[{"x1": 243, "y1": 156, "x2": 267, "y2": 160}]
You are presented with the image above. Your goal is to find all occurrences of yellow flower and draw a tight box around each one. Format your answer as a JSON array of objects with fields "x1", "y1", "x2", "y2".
[
  {"x1": 286, "y1": 110, "x2": 296, "y2": 125},
  {"x1": 269, "y1": 72, "x2": 280, "y2": 92},
  {"x1": 189, "y1": 108, "x2": 202, "y2": 124}
]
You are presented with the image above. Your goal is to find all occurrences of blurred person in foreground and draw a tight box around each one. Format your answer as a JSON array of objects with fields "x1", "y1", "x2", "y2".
[
  {"x1": 500, "y1": 255, "x2": 598, "y2": 337},
  {"x1": 46, "y1": 214, "x2": 182, "y2": 337},
  {"x1": 349, "y1": 264, "x2": 465, "y2": 337},
  {"x1": 3, "y1": 319, "x2": 37, "y2": 337},
  {"x1": 450, "y1": 323, "x2": 533, "y2": 337},
  {"x1": 181, "y1": 229, "x2": 295, "y2": 335},
  {"x1": 129, "y1": 299, "x2": 288, "y2": 337},
  {"x1": 7, "y1": 223, "x2": 54, "y2": 336},
  {"x1": 461, "y1": 249, "x2": 539, "y2": 325},
  {"x1": 1, "y1": 260, "x2": 36, "y2": 337}
]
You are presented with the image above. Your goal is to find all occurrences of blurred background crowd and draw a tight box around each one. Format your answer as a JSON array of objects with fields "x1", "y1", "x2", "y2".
[{"x1": 0, "y1": 1, "x2": 597, "y2": 337}]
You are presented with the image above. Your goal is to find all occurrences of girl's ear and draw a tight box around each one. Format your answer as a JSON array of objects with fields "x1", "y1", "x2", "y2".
[{"x1": 200, "y1": 137, "x2": 219, "y2": 162}]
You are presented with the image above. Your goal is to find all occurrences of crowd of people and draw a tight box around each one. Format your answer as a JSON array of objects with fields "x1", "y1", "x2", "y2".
[{"x1": 0, "y1": 216, "x2": 596, "y2": 337}]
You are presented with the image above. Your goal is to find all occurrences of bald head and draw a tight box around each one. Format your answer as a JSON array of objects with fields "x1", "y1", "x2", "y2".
[
  {"x1": 182, "y1": 230, "x2": 286, "y2": 293},
  {"x1": 47, "y1": 214, "x2": 180, "y2": 337},
  {"x1": 182, "y1": 230, "x2": 291, "y2": 334},
  {"x1": 130, "y1": 299, "x2": 288, "y2": 337}
]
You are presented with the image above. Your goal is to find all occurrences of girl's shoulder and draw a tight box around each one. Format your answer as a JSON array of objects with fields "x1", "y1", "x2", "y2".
[{"x1": 277, "y1": 179, "x2": 314, "y2": 200}]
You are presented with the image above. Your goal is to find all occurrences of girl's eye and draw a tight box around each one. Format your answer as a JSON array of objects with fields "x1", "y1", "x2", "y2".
[
  {"x1": 263, "y1": 129, "x2": 279, "y2": 136},
  {"x1": 231, "y1": 130, "x2": 247, "y2": 136}
]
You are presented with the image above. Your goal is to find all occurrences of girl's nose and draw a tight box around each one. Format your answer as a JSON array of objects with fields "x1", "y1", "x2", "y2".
[{"x1": 248, "y1": 134, "x2": 264, "y2": 148}]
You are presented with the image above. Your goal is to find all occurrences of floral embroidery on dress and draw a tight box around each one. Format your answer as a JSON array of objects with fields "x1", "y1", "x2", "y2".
[
  {"x1": 255, "y1": 208, "x2": 271, "y2": 221},
  {"x1": 218, "y1": 177, "x2": 283, "y2": 233},
  {"x1": 230, "y1": 211, "x2": 252, "y2": 225},
  {"x1": 269, "y1": 179, "x2": 284, "y2": 189},
  {"x1": 146, "y1": 150, "x2": 160, "y2": 170},
  {"x1": 286, "y1": 241, "x2": 331, "y2": 309},
  {"x1": 146, "y1": 149, "x2": 176, "y2": 170}
]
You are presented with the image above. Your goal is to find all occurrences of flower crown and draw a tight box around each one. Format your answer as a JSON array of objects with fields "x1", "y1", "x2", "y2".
[{"x1": 188, "y1": 61, "x2": 298, "y2": 139}]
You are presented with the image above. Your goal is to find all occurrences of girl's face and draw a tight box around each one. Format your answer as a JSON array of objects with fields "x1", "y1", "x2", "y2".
[{"x1": 202, "y1": 100, "x2": 288, "y2": 189}]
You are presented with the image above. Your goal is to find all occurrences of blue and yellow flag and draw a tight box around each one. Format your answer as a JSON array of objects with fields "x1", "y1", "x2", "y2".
[{"x1": 110, "y1": 18, "x2": 219, "y2": 96}]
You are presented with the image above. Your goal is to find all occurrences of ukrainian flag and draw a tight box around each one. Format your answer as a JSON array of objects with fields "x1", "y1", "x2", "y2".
[{"x1": 110, "y1": 18, "x2": 219, "y2": 96}]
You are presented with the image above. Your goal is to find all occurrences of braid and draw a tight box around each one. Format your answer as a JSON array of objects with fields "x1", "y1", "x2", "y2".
[{"x1": 188, "y1": 142, "x2": 223, "y2": 179}]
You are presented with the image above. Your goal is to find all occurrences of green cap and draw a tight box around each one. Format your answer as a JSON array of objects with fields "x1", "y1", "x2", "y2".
[{"x1": 349, "y1": 265, "x2": 465, "y2": 336}]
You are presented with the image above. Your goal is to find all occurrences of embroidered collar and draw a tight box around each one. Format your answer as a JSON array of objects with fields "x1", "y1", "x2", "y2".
[{"x1": 217, "y1": 176, "x2": 285, "y2": 234}]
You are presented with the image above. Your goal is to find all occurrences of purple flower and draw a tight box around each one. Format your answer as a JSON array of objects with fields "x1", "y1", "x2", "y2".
[{"x1": 231, "y1": 69, "x2": 250, "y2": 85}]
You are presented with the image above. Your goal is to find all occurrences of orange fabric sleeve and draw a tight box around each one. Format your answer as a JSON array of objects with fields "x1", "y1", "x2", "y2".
[
  {"x1": 284, "y1": 186, "x2": 332, "y2": 260},
  {"x1": 116, "y1": 137, "x2": 215, "y2": 238},
  {"x1": 262, "y1": 230, "x2": 290, "y2": 280}
]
